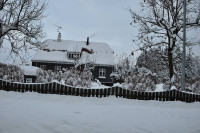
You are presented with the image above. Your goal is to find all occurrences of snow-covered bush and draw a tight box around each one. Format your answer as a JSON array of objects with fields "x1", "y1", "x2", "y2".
[
  {"x1": 111, "y1": 53, "x2": 135, "y2": 83},
  {"x1": 193, "y1": 80, "x2": 200, "y2": 94},
  {"x1": 137, "y1": 47, "x2": 200, "y2": 93},
  {"x1": 36, "y1": 67, "x2": 93, "y2": 88},
  {"x1": 36, "y1": 69, "x2": 46, "y2": 83},
  {"x1": 121, "y1": 67, "x2": 157, "y2": 91},
  {"x1": 0, "y1": 62, "x2": 24, "y2": 82}
]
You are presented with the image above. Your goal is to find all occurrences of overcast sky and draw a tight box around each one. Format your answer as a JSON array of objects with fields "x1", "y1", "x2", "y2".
[
  {"x1": 0, "y1": 0, "x2": 200, "y2": 63},
  {"x1": 43, "y1": 0, "x2": 141, "y2": 54}
]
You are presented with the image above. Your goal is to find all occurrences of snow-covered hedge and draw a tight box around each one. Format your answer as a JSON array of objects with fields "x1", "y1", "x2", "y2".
[
  {"x1": 0, "y1": 62, "x2": 24, "y2": 82},
  {"x1": 121, "y1": 67, "x2": 157, "y2": 91},
  {"x1": 36, "y1": 67, "x2": 93, "y2": 88}
]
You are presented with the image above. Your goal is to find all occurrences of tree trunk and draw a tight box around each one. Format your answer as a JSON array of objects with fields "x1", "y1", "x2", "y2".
[{"x1": 168, "y1": 48, "x2": 174, "y2": 81}]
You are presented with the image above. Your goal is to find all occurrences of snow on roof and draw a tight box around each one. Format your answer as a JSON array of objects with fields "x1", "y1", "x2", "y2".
[
  {"x1": 19, "y1": 65, "x2": 39, "y2": 76},
  {"x1": 32, "y1": 39, "x2": 114, "y2": 66},
  {"x1": 43, "y1": 39, "x2": 113, "y2": 52}
]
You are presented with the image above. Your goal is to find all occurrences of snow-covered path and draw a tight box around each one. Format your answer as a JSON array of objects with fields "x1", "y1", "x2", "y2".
[{"x1": 0, "y1": 91, "x2": 200, "y2": 133}]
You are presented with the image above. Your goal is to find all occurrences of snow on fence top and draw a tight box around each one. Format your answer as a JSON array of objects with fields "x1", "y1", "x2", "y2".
[{"x1": 32, "y1": 39, "x2": 114, "y2": 66}]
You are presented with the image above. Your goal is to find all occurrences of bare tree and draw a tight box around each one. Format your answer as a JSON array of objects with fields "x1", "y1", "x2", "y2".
[
  {"x1": 130, "y1": 0, "x2": 200, "y2": 82},
  {"x1": 0, "y1": 0, "x2": 46, "y2": 55}
]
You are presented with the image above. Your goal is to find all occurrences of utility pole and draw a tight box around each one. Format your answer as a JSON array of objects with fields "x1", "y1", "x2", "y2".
[{"x1": 181, "y1": 0, "x2": 186, "y2": 91}]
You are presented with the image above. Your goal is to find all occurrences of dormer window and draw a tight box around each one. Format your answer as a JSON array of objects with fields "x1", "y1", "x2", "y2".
[{"x1": 67, "y1": 52, "x2": 81, "y2": 60}]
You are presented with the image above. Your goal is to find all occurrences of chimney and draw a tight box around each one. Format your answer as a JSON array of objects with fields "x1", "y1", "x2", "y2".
[
  {"x1": 57, "y1": 32, "x2": 61, "y2": 42},
  {"x1": 86, "y1": 37, "x2": 89, "y2": 45}
]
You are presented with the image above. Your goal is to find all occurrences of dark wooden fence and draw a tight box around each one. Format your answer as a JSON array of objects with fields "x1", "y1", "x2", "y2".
[{"x1": 0, "y1": 79, "x2": 200, "y2": 102}]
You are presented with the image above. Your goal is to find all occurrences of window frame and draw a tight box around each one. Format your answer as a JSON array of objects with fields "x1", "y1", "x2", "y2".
[
  {"x1": 55, "y1": 66, "x2": 61, "y2": 71},
  {"x1": 99, "y1": 68, "x2": 106, "y2": 78},
  {"x1": 26, "y1": 78, "x2": 32, "y2": 83}
]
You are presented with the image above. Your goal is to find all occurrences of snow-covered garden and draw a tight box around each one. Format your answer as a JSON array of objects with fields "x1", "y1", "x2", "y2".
[{"x1": 0, "y1": 90, "x2": 200, "y2": 133}]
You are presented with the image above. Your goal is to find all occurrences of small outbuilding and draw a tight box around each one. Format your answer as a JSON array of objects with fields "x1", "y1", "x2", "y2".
[{"x1": 20, "y1": 66, "x2": 39, "y2": 83}]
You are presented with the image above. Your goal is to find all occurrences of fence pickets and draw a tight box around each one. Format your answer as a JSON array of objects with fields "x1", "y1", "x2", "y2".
[{"x1": 0, "y1": 79, "x2": 199, "y2": 103}]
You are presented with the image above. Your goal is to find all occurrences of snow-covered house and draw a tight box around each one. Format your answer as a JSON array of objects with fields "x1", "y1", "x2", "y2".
[{"x1": 31, "y1": 33, "x2": 114, "y2": 85}]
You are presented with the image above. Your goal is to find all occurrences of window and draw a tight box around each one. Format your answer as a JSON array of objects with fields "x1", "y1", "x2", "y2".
[
  {"x1": 26, "y1": 78, "x2": 32, "y2": 83},
  {"x1": 40, "y1": 65, "x2": 46, "y2": 70},
  {"x1": 67, "y1": 52, "x2": 81, "y2": 60},
  {"x1": 99, "y1": 68, "x2": 106, "y2": 78},
  {"x1": 55, "y1": 66, "x2": 61, "y2": 71}
]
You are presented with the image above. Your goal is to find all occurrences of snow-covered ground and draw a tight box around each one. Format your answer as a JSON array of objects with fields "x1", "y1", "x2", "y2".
[{"x1": 0, "y1": 90, "x2": 200, "y2": 133}]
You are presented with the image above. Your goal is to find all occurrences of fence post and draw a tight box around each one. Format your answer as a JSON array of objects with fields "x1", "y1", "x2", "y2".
[
  {"x1": 21, "y1": 83, "x2": 25, "y2": 93},
  {"x1": 130, "y1": 90, "x2": 134, "y2": 99},
  {"x1": 19, "y1": 83, "x2": 23, "y2": 92},
  {"x1": 189, "y1": 93, "x2": 193, "y2": 103},
  {"x1": 176, "y1": 90, "x2": 180, "y2": 101},
  {"x1": 192, "y1": 94, "x2": 195, "y2": 102},
  {"x1": 47, "y1": 83, "x2": 51, "y2": 94},
  {"x1": 96, "y1": 89, "x2": 99, "y2": 97},
  {"x1": 44, "y1": 83, "x2": 48, "y2": 94},
  {"x1": 0, "y1": 79, "x2": 2, "y2": 90},
  {"x1": 196, "y1": 94, "x2": 198, "y2": 102},
  {"x1": 162, "y1": 91, "x2": 166, "y2": 101},
  {"x1": 170, "y1": 90, "x2": 175, "y2": 101},
  {"x1": 182, "y1": 92, "x2": 186, "y2": 102},
  {"x1": 79, "y1": 88, "x2": 83, "y2": 96},
  {"x1": 60, "y1": 84, "x2": 64, "y2": 95},
  {"x1": 127, "y1": 90, "x2": 130, "y2": 99},
  {"x1": 159, "y1": 92, "x2": 162, "y2": 101},
  {"x1": 29, "y1": 84, "x2": 32, "y2": 92},
  {"x1": 155, "y1": 92, "x2": 159, "y2": 101},
  {"x1": 134, "y1": 91, "x2": 137, "y2": 99},
  {"x1": 76, "y1": 88, "x2": 79, "y2": 96},
  {"x1": 2, "y1": 80, "x2": 6, "y2": 90},
  {"x1": 68, "y1": 86, "x2": 71, "y2": 95},
  {"x1": 115, "y1": 87, "x2": 119, "y2": 97},
  {"x1": 103, "y1": 89, "x2": 107, "y2": 97},
  {"x1": 92, "y1": 89, "x2": 95, "y2": 97},
  {"x1": 10, "y1": 82, "x2": 14, "y2": 91},
  {"x1": 32, "y1": 84, "x2": 36, "y2": 92},
  {"x1": 137, "y1": 91, "x2": 141, "y2": 100},
  {"x1": 40, "y1": 84, "x2": 45, "y2": 94},
  {"x1": 37, "y1": 84, "x2": 40, "y2": 93},
  {"x1": 185, "y1": 93, "x2": 189, "y2": 102},
  {"x1": 107, "y1": 88, "x2": 111, "y2": 96},
  {"x1": 57, "y1": 83, "x2": 61, "y2": 95},
  {"x1": 141, "y1": 91, "x2": 144, "y2": 100},
  {"x1": 177, "y1": 91, "x2": 181, "y2": 101},
  {"x1": 72, "y1": 87, "x2": 75, "y2": 96},
  {"x1": 99, "y1": 89, "x2": 103, "y2": 97},
  {"x1": 147, "y1": 92, "x2": 151, "y2": 100},
  {"x1": 83, "y1": 89, "x2": 87, "y2": 97},
  {"x1": 53, "y1": 82, "x2": 57, "y2": 94},
  {"x1": 122, "y1": 89, "x2": 126, "y2": 98},
  {"x1": 111, "y1": 87, "x2": 115, "y2": 95},
  {"x1": 119, "y1": 87, "x2": 122, "y2": 97},
  {"x1": 88, "y1": 89, "x2": 91, "y2": 97},
  {"x1": 25, "y1": 83, "x2": 29, "y2": 92},
  {"x1": 144, "y1": 92, "x2": 148, "y2": 100},
  {"x1": 64, "y1": 85, "x2": 68, "y2": 95},
  {"x1": 6, "y1": 81, "x2": 10, "y2": 91}
]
